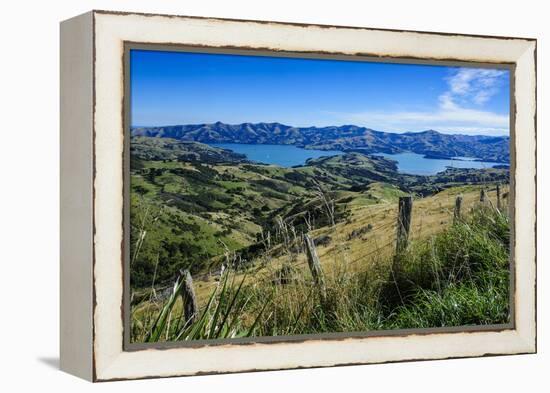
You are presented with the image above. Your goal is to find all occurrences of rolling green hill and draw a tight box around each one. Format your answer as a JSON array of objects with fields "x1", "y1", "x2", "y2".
[
  {"x1": 129, "y1": 137, "x2": 509, "y2": 289},
  {"x1": 129, "y1": 136, "x2": 511, "y2": 343}
]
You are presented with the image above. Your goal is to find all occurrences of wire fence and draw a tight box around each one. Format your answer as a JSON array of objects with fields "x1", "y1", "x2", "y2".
[{"x1": 135, "y1": 184, "x2": 509, "y2": 308}]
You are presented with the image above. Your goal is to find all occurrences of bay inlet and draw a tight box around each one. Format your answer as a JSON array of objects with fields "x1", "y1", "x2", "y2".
[{"x1": 210, "y1": 143, "x2": 504, "y2": 175}]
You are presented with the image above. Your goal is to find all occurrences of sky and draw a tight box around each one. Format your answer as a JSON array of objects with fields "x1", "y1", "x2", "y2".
[{"x1": 130, "y1": 49, "x2": 510, "y2": 136}]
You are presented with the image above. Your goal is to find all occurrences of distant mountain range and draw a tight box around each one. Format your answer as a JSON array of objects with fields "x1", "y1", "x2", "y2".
[{"x1": 131, "y1": 122, "x2": 510, "y2": 163}]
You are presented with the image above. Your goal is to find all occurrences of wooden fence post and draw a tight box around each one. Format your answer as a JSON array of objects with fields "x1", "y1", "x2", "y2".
[
  {"x1": 454, "y1": 194, "x2": 463, "y2": 223},
  {"x1": 480, "y1": 188, "x2": 486, "y2": 203},
  {"x1": 396, "y1": 196, "x2": 413, "y2": 255},
  {"x1": 303, "y1": 234, "x2": 327, "y2": 302},
  {"x1": 179, "y1": 269, "x2": 198, "y2": 325},
  {"x1": 496, "y1": 184, "x2": 501, "y2": 210}
]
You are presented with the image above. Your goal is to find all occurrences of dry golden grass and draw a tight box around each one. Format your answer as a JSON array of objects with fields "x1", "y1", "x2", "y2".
[{"x1": 173, "y1": 184, "x2": 507, "y2": 308}]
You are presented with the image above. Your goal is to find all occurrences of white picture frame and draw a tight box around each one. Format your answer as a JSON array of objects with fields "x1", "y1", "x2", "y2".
[{"x1": 60, "y1": 10, "x2": 536, "y2": 382}]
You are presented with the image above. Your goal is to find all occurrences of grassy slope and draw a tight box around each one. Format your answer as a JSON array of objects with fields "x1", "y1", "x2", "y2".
[
  {"x1": 128, "y1": 139, "x2": 510, "y2": 341},
  {"x1": 130, "y1": 145, "x2": 509, "y2": 287},
  {"x1": 130, "y1": 161, "x2": 312, "y2": 286},
  {"x1": 188, "y1": 184, "x2": 507, "y2": 304},
  {"x1": 131, "y1": 184, "x2": 509, "y2": 341},
  {"x1": 131, "y1": 190, "x2": 510, "y2": 341},
  {"x1": 129, "y1": 149, "x2": 409, "y2": 287}
]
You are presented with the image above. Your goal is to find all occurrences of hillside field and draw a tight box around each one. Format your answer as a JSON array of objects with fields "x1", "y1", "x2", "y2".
[{"x1": 128, "y1": 138, "x2": 511, "y2": 342}]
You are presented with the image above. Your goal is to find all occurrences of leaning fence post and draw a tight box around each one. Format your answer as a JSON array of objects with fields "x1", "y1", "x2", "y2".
[
  {"x1": 179, "y1": 269, "x2": 198, "y2": 325},
  {"x1": 454, "y1": 194, "x2": 463, "y2": 223},
  {"x1": 480, "y1": 188, "x2": 486, "y2": 203},
  {"x1": 303, "y1": 234, "x2": 327, "y2": 302},
  {"x1": 395, "y1": 196, "x2": 413, "y2": 255},
  {"x1": 496, "y1": 184, "x2": 501, "y2": 210}
]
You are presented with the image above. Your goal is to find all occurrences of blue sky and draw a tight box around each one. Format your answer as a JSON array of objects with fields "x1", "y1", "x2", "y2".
[{"x1": 130, "y1": 49, "x2": 510, "y2": 136}]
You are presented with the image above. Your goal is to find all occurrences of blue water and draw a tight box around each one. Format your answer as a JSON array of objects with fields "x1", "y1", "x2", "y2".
[
  {"x1": 210, "y1": 143, "x2": 503, "y2": 174},
  {"x1": 210, "y1": 143, "x2": 342, "y2": 167},
  {"x1": 377, "y1": 152, "x2": 503, "y2": 176}
]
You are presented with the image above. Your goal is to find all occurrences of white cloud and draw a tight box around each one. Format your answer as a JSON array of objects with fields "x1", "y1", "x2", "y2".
[
  {"x1": 339, "y1": 105, "x2": 508, "y2": 136},
  {"x1": 446, "y1": 68, "x2": 507, "y2": 106},
  {"x1": 331, "y1": 68, "x2": 509, "y2": 136}
]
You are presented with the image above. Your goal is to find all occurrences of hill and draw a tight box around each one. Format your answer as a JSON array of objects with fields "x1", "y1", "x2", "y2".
[
  {"x1": 129, "y1": 138, "x2": 509, "y2": 288},
  {"x1": 130, "y1": 136, "x2": 248, "y2": 164},
  {"x1": 132, "y1": 122, "x2": 510, "y2": 163},
  {"x1": 131, "y1": 184, "x2": 510, "y2": 341},
  {"x1": 129, "y1": 136, "x2": 511, "y2": 342}
]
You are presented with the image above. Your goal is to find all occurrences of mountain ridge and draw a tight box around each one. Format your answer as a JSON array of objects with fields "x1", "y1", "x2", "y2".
[{"x1": 131, "y1": 122, "x2": 510, "y2": 163}]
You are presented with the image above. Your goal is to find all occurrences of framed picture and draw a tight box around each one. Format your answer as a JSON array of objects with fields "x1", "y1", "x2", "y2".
[{"x1": 60, "y1": 10, "x2": 537, "y2": 381}]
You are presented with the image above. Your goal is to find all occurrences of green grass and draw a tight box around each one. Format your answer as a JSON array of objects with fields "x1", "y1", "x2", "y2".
[
  {"x1": 382, "y1": 205, "x2": 510, "y2": 328},
  {"x1": 138, "y1": 271, "x2": 269, "y2": 342},
  {"x1": 128, "y1": 156, "x2": 388, "y2": 288},
  {"x1": 131, "y1": 203, "x2": 510, "y2": 342}
]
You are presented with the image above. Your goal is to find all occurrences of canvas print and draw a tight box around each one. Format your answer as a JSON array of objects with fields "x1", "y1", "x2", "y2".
[{"x1": 128, "y1": 49, "x2": 511, "y2": 344}]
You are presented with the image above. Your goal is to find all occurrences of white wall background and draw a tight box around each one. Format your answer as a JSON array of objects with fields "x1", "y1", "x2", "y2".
[{"x1": 0, "y1": 0, "x2": 546, "y2": 391}]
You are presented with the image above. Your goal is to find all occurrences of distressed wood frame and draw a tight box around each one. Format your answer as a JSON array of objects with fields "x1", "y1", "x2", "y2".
[{"x1": 60, "y1": 10, "x2": 537, "y2": 382}]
